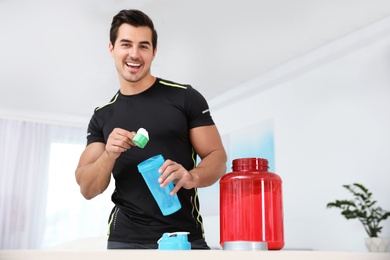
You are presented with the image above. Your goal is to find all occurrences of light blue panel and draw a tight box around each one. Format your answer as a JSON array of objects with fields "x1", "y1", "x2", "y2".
[
  {"x1": 228, "y1": 118, "x2": 275, "y2": 172},
  {"x1": 198, "y1": 119, "x2": 275, "y2": 216}
]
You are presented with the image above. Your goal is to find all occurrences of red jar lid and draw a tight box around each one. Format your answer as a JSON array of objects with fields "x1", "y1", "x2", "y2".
[{"x1": 232, "y1": 158, "x2": 269, "y2": 171}]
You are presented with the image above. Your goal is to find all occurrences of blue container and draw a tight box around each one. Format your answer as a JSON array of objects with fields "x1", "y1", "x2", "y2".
[
  {"x1": 158, "y1": 232, "x2": 191, "y2": 250},
  {"x1": 137, "y1": 154, "x2": 181, "y2": 216}
]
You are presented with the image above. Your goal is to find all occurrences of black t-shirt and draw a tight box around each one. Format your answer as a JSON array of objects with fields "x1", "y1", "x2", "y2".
[{"x1": 86, "y1": 78, "x2": 214, "y2": 244}]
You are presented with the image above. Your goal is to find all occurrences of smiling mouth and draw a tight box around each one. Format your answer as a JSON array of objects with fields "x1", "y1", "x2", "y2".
[{"x1": 126, "y1": 62, "x2": 141, "y2": 68}]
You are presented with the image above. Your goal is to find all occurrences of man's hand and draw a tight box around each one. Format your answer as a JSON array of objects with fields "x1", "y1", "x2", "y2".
[
  {"x1": 106, "y1": 128, "x2": 137, "y2": 159},
  {"x1": 157, "y1": 159, "x2": 198, "y2": 195}
]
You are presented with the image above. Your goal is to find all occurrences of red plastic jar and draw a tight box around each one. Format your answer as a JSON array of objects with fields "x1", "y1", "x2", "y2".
[{"x1": 219, "y1": 158, "x2": 284, "y2": 250}]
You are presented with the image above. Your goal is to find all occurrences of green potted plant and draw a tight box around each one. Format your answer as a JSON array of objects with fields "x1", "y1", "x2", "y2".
[{"x1": 326, "y1": 183, "x2": 390, "y2": 252}]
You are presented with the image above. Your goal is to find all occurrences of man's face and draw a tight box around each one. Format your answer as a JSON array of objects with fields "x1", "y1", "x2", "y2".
[{"x1": 109, "y1": 24, "x2": 156, "y2": 85}]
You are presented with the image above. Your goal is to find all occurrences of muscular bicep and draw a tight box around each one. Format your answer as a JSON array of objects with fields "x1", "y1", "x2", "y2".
[
  {"x1": 77, "y1": 142, "x2": 106, "y2": 168},
  {"x1": 75, "y1": 142, "x2": 106, "y2": 185},
  {"x1": 189, "y1": 125, "x2": 225, "y2": 159},
  {"x1": 189, "y1": 125, "x2": 227, "y2": 187}
]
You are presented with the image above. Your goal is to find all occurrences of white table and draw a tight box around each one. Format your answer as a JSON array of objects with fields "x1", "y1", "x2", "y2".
[{"x1": 0, "y1": 250, "x2": 389, "y2": 260}]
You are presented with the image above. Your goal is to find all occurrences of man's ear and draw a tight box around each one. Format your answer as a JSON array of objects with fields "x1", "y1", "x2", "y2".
[
  {"x1": 109, "y1": 42, "x2": 114, "y2": 57},
  {"x1": 152, "y1": 47, "x2": 157, "y2": 60}
]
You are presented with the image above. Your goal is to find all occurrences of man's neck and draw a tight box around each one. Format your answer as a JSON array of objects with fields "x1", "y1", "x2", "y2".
[{"x1": 119, "y1": 75, "x2": 156, "y2": 95}]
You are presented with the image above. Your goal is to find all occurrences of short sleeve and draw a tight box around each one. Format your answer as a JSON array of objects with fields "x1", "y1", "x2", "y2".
[
  {"x1": 185, "y1": 86, "x2": 215, "y2": 129},
  {"x1": 86, "y1": 112, "x2": 105, "y2": 145}
]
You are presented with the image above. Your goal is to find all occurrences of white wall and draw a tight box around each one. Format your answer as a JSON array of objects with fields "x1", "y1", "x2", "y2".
[{"x1": 200, "y1": 16, "x2": 390, "y2": 251}]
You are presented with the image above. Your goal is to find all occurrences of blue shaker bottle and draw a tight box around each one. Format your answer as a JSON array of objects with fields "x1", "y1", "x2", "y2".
[
  {"x1": 158, "y1": 232, "x2": 191, "y2": 250},
  {"x1": 137, "y1": 154, "x2": 182, "y2": 216}
]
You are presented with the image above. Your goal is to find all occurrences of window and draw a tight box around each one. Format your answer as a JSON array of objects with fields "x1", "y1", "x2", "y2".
[{"x1": 42, "y1": 143, "x2": 114, "y2": 248}]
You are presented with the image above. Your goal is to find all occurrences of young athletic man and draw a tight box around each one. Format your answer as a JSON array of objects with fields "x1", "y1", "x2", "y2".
[{"x1": 75, "y1": 9, "x2": 227, "y2": 249}]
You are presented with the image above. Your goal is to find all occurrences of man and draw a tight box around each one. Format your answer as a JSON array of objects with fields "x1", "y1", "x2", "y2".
[{"x1": 75, "y1": 9, "x2": 227, "y2": 249}]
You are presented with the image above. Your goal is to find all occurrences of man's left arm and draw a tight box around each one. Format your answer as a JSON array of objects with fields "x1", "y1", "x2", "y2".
[
  {"x1": 188, "y1": 125, "x2": 227, "y2": 187},
  {"x1": 158, "y1": 125, "x2": 227, "y2": 194}
]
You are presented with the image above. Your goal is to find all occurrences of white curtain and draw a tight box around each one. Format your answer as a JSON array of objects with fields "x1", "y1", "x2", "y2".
[{"x1": 0, "y1": 118, "x2": 113, "y2": 249}]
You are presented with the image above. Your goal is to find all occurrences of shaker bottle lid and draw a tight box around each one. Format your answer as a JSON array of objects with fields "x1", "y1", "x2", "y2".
[
  {"x1": 133, "y1": 128, "x2": 149, "y2": 148},
  {"x1": 157, "y1": 232, "x2": 191, "y2": 250},
  {"x1": 157, "y1": 231, "x2": 190, "y2": 243}
]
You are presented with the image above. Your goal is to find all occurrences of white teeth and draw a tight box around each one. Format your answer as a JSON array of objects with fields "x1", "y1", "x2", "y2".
[{"x1": 126, "y1": 62, "x2": 140, "y2": 67}]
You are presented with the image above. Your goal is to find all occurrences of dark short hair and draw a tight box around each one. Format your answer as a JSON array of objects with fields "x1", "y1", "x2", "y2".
[{"x1": 110, "y1": 9, "x2": 158, "y2": 50}]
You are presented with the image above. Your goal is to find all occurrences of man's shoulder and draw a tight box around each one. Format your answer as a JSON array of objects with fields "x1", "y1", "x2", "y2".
[
  {"x1": 94, "y1": 92, "x2": 120, "y2": 112},
  {"x1": 157, "y1": 78, "x2": 192, "y2": 91}
]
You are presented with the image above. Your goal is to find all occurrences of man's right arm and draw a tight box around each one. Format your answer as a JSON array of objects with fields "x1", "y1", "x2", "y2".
[
  {"x1": 75, "y1": 128, "x2": 136, "y2": 200},
  {"x1": 75, "y1": 142, "x2": 116, "y2": 200}
]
